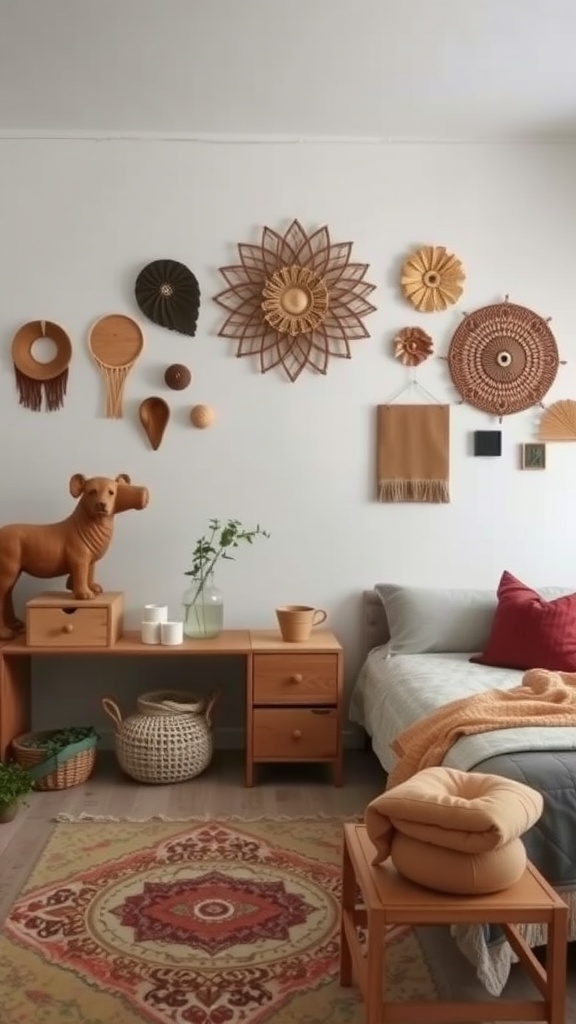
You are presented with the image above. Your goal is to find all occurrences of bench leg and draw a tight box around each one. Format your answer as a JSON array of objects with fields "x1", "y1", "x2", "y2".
[
  {"x1": 547, "y1": 905, "x2": 568, "y2": 1024},
  {"x1": 339, "y1": 838, "x2": 354, "y2": 986},
  {"x1": 366, "y1": 909, "x2": 385, "y2": 1024}
]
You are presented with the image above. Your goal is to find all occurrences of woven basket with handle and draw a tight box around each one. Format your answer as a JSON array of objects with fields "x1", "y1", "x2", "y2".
[
  {"x1": 12, "y1": 729, "x2": 97, "y2": 790},
  {"x1": 102, "y1": 689, "x2": 217, "y2": 784}
]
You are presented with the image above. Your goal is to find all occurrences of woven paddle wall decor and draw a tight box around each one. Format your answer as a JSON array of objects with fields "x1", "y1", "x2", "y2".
[
  {"x1": 447, "y1": 299, "x2": 559, "y2": 416},
  {"x1": 213, "y1": 219, "x2": 376, "y2": 382}
]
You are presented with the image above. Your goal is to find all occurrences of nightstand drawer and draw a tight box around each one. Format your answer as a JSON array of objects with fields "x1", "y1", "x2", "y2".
[
  {"x1": 253, "y1": 653, "x2": 338, "y2": 704},
  {"x1": 253, "y1": 708, "x2": 338, "y2": 759}
]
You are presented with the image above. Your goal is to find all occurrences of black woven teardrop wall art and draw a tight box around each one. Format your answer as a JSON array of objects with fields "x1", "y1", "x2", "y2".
[{"x1": 135, "y1": 259, "x2": 200, "y2": 336}]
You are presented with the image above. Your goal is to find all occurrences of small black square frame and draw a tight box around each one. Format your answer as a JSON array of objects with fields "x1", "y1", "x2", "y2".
[{"x1": 474, "y1": 430, "x2": 502, "y2": 457}]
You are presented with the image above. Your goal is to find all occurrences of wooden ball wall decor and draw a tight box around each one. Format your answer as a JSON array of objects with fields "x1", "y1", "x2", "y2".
[
  {"x1": 164, "y1": 363, "x2": 192, "y2": 390},
  {"x1": 214, "y1": 219, "x2": 376, "y2": 382},
  {"x1": 190, "y1": 404, "x2": 215, "y2": 429}
]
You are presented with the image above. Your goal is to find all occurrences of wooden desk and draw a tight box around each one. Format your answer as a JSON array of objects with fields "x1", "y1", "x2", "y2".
[{"x1": 0, "y1": 629, "x2": 343, "y2": 787}]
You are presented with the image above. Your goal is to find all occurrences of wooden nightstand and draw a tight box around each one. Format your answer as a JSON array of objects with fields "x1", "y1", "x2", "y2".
[{"x1": 248, "y1": 630, "x2": 343, "y2": 787}]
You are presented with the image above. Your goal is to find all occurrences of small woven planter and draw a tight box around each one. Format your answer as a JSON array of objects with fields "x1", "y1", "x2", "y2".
[
  {"x1": 12, "y1": 728, "x2": 98, "y2": 791},
  {"x1": 102, "y1": 690, "x2": 218, "y2": 785}
]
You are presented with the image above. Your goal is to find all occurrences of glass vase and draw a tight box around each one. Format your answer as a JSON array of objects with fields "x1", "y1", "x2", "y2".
[{"x1": 182, "y1": 576, "x2": 224, "y2": 639}]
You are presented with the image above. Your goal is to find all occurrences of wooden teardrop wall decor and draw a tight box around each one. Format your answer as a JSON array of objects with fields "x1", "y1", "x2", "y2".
[{"x1": 139, "y1": 397, "x2": 170, "y2": 450}]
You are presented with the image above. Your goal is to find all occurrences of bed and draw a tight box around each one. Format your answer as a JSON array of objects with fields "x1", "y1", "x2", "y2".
[{"x1": 349, "y1": 584, "x2": 576, "y2": 996}]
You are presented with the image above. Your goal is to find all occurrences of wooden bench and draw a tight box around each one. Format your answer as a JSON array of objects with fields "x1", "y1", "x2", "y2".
[{"x1": 340, "y1": 823, "x2": 568, "y2": 1023}]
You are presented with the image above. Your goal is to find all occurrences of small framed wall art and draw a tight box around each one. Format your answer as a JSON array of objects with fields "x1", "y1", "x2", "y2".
[{"x1": 521, "y1": 443, "x2": 546, "y2": 470}]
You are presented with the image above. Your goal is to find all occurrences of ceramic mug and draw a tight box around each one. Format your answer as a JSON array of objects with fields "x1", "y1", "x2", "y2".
[{"x1": 276, "y1": 605, "x2": 327, "y2": 643}]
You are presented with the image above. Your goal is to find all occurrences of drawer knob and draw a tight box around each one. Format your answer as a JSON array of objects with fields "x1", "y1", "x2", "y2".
[
  {"x1": 291, "y1": 673, "x2": 303, "y2": 684},
  {"x1": 62, "y1": 623, "x2": 74, "y2": 634},
  {"x1": 292, "y1": 729, "x2": 302, "y2": 740}
]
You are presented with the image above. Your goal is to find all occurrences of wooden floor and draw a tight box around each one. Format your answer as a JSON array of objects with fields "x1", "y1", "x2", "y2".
[{"x1": 1, "y1": 748, "x2": 575, "y2": 1021}]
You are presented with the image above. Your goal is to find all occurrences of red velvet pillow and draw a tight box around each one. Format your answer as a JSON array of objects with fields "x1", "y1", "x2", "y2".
[{"x1": 470, "y1": 571, "x2": 576, "y2": 671}]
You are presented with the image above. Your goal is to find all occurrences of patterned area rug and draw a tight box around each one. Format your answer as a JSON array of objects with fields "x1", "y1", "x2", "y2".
[{"x1": 0, "y1": 817, "x2": 437, "y2": 1024}]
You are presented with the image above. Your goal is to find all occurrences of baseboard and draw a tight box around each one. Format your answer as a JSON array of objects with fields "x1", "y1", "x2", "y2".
[{"x1": 97, "y1": 726, "x2": 365, "y2": 752}]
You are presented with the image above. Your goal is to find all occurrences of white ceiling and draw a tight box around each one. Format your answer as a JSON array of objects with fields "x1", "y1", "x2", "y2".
[{"x1": 1, "y1": 0, "x2": 576, "y2": 139}]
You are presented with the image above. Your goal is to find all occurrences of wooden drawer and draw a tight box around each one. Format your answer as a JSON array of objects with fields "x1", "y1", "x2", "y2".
[
  {"x1": 253, "y1": 708, "x2": 338, "y2": 759},
  {"x1": 253, "y1": 653, "x2": 338, "y2": 704},
  {"x1": 26, "y1": 591, "x2": 124, "y2": 647}
]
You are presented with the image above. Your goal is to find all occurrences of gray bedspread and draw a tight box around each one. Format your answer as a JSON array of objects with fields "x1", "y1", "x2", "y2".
[{"x1": 473, "y1": 750, "x2": 576, "y2": 889}]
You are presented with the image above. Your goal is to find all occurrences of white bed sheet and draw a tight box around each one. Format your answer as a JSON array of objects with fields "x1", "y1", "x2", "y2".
[{"x1": 349, "y1": 644, "x2": 576, "y2": 774}]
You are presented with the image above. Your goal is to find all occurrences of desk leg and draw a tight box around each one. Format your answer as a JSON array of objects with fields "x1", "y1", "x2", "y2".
[
  {"x1": 0, "y1": 654, "x2": 31, "y2": 758},
  {"x1": 245, "y1": 651, "x2": 254, "y2": 787},
  {"x1": 332, "y1": 755, "x2": 343, "y2": 787}
]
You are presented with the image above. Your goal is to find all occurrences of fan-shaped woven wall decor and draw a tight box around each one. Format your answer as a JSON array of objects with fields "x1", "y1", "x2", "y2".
[
  {"x1": 135, "y1": 259, "x2": 200, "y2": 336},
  {"x1": 537, "y1": 400, "x2": 576, "y2": 441},
  {"x1": 213, "y1": 219, "x2": 377, "y2": 382},
  {"x1": 400, "y1": 246, "x2": 465, "y2": 312},
  {"x1": 447, "y1": 299, "x2": 559, "y2": 416}
]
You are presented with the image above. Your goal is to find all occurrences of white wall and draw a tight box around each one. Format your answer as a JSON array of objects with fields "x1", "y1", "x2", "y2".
[{"x1": 1, "y1": 138, "x2": 575, "y2": 742}]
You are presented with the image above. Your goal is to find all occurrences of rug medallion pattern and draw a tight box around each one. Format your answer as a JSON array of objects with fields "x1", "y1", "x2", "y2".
[{"x1": 0, "y1": 818, "x2": 437, "y2": 1024}]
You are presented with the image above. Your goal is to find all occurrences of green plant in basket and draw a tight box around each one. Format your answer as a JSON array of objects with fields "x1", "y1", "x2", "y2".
[
  {"x1": 183, "y1": 518, "x2": 270, "y2": 638},
  {"x1": 18, "y1": 725, "x2": 98, "y2": 755},
  {"x1": 0, "y1": 760, "x2": 34, "y2": 822}
]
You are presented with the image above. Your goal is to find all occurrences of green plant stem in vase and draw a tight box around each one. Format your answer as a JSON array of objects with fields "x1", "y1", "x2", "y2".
[{"x1": 183, "y1": 518, "x2": 270, "y2": 639}]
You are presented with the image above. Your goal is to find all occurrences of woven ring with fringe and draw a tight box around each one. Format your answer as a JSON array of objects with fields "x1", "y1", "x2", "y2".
[{"x1": 447, "y1": 300, "x2": 559, "y2": 416}]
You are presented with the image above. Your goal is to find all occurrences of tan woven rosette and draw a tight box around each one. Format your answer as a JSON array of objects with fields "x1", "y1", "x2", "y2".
[{"x1": 448, "y1": 299, "x2": 559, "y2": 416}]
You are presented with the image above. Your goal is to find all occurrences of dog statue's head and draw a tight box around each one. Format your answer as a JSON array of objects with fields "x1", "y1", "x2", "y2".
[{"x1": 69, "y1": 474, "x2": 149, "y2": 517}]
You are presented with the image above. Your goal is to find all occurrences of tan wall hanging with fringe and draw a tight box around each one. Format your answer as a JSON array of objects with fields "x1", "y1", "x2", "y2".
[
  {"x1": 11, "y1": 319, "x2": 72, "y2": 412},
  {"x1": 377, "y1": 404, "x2": 450, "y2": 503}
]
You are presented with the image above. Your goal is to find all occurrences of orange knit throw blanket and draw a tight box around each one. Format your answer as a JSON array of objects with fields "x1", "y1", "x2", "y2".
[{"x1": 388, "y1": 668, "x2": 576, "y2": 789}]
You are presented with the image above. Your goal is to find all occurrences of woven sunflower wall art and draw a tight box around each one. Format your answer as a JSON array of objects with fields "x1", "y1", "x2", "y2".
[
  {"x1": 213, "y1": 219, "x2": 377, "y2": 382},
  {"x1": 447, "y1": 298, "x2": 560, "y2": 416},
  {"x1": 400, "y1": 245, "x2": 465, "y2": 312}
]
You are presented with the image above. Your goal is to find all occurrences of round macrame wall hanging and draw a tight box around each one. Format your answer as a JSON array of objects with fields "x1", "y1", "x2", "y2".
[
  {"x1": 447, "y1": 299, "x2": 559, "y2": 416},
  {"x1": 135, "y1": 259, "x2": 200, "y2": 336},
  {"x1": 11, "y1": 319, "x2": 72, "y2": 411}
]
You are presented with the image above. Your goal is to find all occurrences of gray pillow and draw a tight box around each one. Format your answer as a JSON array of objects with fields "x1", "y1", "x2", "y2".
[
  {"x1": 374, "y1": 584, "x2": 497, "y2": 654},
  {"x1": 375, "y1": 582, "x2": 576, "y2": 655}
]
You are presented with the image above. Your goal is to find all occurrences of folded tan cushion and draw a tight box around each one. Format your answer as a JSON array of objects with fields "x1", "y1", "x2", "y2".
[
  {"x1": 365, "y1": 766, "x2": 543, "y2": 865},
  {"x1": 390, "y1": 833, "x2": 527, "y2": 895}
]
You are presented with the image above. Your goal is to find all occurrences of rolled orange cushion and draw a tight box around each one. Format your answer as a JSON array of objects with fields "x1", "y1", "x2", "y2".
[
  {"x1": 390, "y1": 832, "x2": 527, "y2": 895},
  {"x1": 365, "y1": 766, "x2": 543, "y2": 864}
]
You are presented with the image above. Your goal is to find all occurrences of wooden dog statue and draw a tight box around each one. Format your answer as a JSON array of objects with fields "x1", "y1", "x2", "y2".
[{"x1": 0, "y1": 473, "x2": 149, "y2": 639}]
